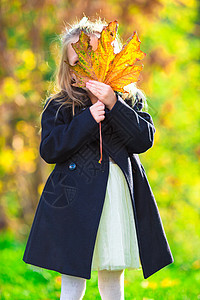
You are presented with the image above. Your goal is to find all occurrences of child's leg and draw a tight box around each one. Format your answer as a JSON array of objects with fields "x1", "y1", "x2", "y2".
[
  {"x1": 60, "y1": 273, "x2": 86, "y2": 300},
  {"x1": 98, "y1": 269, "x2": 125, "y2": 300}
]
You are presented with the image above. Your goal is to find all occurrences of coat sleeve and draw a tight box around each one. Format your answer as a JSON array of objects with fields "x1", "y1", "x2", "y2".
[
  {"x1": 39, "y1": 98, "x2": 99, "y2": 164},
  {"x1": 104, "y1": 92, "x2": 156, "y2": 154}
]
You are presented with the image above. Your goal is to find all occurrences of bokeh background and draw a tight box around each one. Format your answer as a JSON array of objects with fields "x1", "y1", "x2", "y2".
[{"x1": 0, "y1": 0, "x2": 199, "y2": 299}]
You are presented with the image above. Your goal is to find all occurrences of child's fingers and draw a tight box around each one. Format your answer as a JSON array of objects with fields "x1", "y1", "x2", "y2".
[
  {"x1": 86, "y1": 82, "x2": 103, "y2": 93},
  {"x1": 96, "y1": 101, "x2": 104, "y2": 106},
  {"x1": 88, "y1": 82, "x2": 114, "y2": 99},
  {"x1": 88, "y1": 80, "x2": 106, "y2": 88},
  {"x1": 86, "y1": 83, "x2": 101, "y2": 91},
  {"x1": 87, "y1": 81, "x2": 111, "y2": 94},
  {"x1": 87, "y1": 85, "x2": 102, "y2": 97},
  {"x1": 97, "y1": 106, "x2": 105, "y2": 113},
  {"x1": 90, "y1": 99, "x2": 105, "y2": 112}
]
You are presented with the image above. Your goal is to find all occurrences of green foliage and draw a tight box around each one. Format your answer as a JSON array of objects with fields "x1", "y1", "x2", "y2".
[{"x1": 0, "y1": 230, "x2": 199, "y2": 299}]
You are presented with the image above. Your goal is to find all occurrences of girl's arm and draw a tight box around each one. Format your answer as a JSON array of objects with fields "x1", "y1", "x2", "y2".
[
  {"x1": 39, "y1": 98, "x2": 99, "y2": 164},
  {"x1": 105, "y1": 93, "x2": 156, "y2": 155}
]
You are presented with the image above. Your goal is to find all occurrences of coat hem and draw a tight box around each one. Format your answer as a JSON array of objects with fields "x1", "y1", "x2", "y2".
[
  {"x1": 143, "y1": 257, "x2": 174, "y2": 279},
  {"x1": 22, "y1": 257, "x2": 92, "y2": 280}
]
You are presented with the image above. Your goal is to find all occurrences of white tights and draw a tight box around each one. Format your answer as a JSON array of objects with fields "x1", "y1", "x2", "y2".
[{"x1": 60, "y1": 269, "x2": 125, "y2": 300}]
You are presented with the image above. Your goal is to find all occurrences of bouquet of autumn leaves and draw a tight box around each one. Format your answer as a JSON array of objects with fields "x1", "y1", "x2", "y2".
[{"x1": 64, "y1": 20, "x2": 146, "y2": 164}]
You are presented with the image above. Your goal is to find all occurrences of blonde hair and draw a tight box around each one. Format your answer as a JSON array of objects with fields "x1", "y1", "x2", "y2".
[{"x1": 41, "y1": 16, "x2": 148, "y2": 121}]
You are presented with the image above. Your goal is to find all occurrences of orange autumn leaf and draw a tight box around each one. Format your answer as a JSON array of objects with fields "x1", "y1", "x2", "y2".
[{"x1": 64, "y1": 19, "x2": 146, "y2": 92}]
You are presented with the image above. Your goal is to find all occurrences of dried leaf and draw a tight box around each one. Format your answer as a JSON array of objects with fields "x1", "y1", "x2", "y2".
[{"x1": 64, "y1": 20, "x2": 146, "y2": 92}]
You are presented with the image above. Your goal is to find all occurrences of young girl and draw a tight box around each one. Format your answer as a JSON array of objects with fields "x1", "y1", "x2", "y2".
[{"x1": 23, "y1": 16, "x2": 174, "y2": 300}]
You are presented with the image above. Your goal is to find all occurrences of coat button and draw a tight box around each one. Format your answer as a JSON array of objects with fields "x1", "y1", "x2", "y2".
[{"x1": 68, "y1": 162, "x2": 76, "y2": 170}]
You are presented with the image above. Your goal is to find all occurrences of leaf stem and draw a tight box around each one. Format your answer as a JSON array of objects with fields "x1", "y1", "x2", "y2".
[{"x1": 98, "y1": 121, "x2": 103, "y2": 164}]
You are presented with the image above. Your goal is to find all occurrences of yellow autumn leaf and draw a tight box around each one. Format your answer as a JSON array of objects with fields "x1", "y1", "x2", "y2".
[{"x1": 65, "y1": 20, "x2": 146, "y2": 92}]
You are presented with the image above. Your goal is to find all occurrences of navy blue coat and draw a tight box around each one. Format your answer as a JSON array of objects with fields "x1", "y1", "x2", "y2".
[{"x1": 22, "y1": 90, "x2": 174, "y2": 280}]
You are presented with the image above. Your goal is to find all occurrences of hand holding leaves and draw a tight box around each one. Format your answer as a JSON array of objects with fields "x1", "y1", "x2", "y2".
[{"x1": 86, "y1": 80, "x2": 117, "y2": 110}]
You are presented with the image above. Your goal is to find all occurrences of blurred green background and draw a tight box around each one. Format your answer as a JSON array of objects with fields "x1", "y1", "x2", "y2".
[{"x1": 0, "y1": 0, "x2": 199, "y2": 299}]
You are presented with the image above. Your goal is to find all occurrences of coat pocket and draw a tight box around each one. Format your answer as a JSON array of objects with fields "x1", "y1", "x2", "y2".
[{"x1": 41, "y1": 171, "x2": 78, "y2": 209}]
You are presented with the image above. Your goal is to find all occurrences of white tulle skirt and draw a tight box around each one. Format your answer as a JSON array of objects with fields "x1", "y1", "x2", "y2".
[{"x1": 91, "y1": 158, "x2": 142, "y2": 271}]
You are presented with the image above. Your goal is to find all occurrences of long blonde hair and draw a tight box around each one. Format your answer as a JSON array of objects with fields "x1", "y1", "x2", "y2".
[{"x1": 41, "y1": 16, "x2": 148, "y2": 120}]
